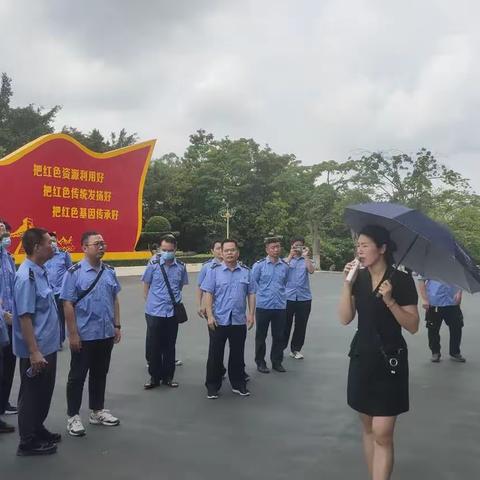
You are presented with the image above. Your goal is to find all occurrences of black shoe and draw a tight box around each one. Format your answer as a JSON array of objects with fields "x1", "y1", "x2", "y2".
[
  {"x1": 36, "y1": 427, "x2": 62, "y2": 444},
  {"x1": 4, "y1": 403, "x2": 18, "y2": 415},
  {"x1": 272, "y1": 364, "x2": 286, "y2": 372},
  {"x1": 431, "y1": 353, "x2": 441, "y2": 363},
  {"x1": 257, "y1": 364, "x2": 270, "y2": 374},
  {"x1": 162, "y1": 380, "x2": 179, "y2": 388},
  {"x1": 450, "y1": 354, "x2": 466, "y2": 363},
  {"x1": 17, "y1": 441, "x2": 57, "y2": 456},
  {"x1": 207, "y1": 390, "x2": 219, "y2": 399},
  {"x1": 144, "y1": 377, "x2": 160, "y2": 390},
  {"x1": 0, "y1": 419, "x2": 15, "y2": 434},
  {"x1": 232, "y1": 386, "x2": 250, "y2": 397}
]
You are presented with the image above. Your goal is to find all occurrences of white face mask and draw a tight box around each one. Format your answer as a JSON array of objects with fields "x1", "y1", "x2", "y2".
[{"x1": 1, "y1": 236, "x2": 11, "y2": 249}]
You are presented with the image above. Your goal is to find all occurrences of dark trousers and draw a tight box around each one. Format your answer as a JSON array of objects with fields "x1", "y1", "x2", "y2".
[
  {"x1": 18, "y1": 352, "x2": 57, "y2": 445},
  {"x1": 0, "y1": 325, "x2": 16, "y2": 413},
  {"x1": 66, "y1": 338, "x2": 114, "y2": 416},
  {"x1": 255, "y1": 308, "x2": 286, "y2": 367},
  {"x1": 146, "y1": 314, "x2": 178, "y2": 382},
  {"x1": 54, "y1": 295, "x2": 66, "y2": 345},
  {"x1": 284, "y1": 300, "x2": 312, "y2": 352},
  {"x1": 206, "y1": 324, "x2": 246, "y2": 392},
  {"x1": 426, "y1": 305, "x2": 463, "y2": 356}
]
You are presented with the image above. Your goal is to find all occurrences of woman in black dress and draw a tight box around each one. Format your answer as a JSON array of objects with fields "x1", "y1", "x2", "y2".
[{"x1": 338, "y1": 225, "x2": 419, "y2": 480}]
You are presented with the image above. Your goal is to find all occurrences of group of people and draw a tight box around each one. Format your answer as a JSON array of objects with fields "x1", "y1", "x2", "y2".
[
  {"x1": 0, "y1": 225, "x2": 121, "y2": 455},
  {"x1": 0, "y1": 220, "x2": 467, "y2": 480},
  {"x1": 0, "y1": 225, "x2": 315, "y2": 457}
]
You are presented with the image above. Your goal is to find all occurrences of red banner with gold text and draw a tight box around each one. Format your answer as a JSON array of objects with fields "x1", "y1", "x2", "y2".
[{"x1": 0, "y1": 134, "x2": 155, "y2": 261}]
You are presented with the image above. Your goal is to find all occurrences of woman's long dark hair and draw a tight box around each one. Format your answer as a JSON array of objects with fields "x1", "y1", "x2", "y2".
[{"x1": 359, "y1": 225, "x2": 396, "y2": 267}]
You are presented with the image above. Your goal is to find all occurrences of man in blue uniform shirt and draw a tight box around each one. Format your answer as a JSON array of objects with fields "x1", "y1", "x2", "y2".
[
  {"x1": 418, "y1": 279, "x2": 466, "y2": 362},
  {"x1": 45, "y1": 231, "x2": 72, "y2": 348},
  {"x1": 142, "y1": 234, "x2": 188, "y2": 389},
  {"x1": 61, "y1": 231, "x2": 122, "y2": 437},
  {"x1": 0, "y1": 302, "x2": 15, "y2": 433},
  {"x1": 196, "y1": 240, "x2": 223, "y2": 318},
  {"x1": 0, "y1": 220, "x2": 18, "y2": 416},
  {"x1": 201, "y1": 239, "x2": 255, "y2": 399},
  {"x1": 13, "y1": 228, "x2": 61, "y2": 456},
  {"x1": 283, "y1": 236, "x2": 315, "y2": 360},
  {"x1": 252, "y1": 237, "x2": 289, "y2": 373}
]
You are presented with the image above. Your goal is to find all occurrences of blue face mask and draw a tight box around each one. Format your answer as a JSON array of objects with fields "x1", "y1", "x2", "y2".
[
  {"x1": 1, "y1": 236, "x2": 11, "y2": 249},
  {"x1": 51, "y1": 241, "x2": 58, "y2": 252},
  {"x1": 160, "y1": 251, "x2": 175, "y2": 261}
]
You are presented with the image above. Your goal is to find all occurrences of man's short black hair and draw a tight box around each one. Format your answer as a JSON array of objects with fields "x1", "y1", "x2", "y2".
[
  {"x1": 264, "y1": 236, "x2": 282, "y2": 246},
  {"x1": 221, "y1": 238, "x2": 238, "y2": 249},
  {"x1": 160, "y1": 234, "x2": 177, "y2": 247},
  {"x1": 0, "y1": 219, "x2": 11, "y2": 232},
  {"x1": 290, "y1": 236, "x2": 305, "y2": 246},
  {"x1": 210, "y1": 239, "x2": 222, "y2": 250},
  {"x1": 81, "y1": 231, "x2": 100, "y2": 246},
  {"x1": 22, "y1": 228, "x2": 49, "y2": 255}
]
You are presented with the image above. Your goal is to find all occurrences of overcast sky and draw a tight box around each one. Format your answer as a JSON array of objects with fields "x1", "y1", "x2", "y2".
[{"x1": 1, "y1": 0, "x2": 479, "y2": 190}]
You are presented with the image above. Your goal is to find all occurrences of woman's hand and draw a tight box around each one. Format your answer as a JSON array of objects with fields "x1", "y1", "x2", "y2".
[
  {"x1": 343, "y1": 259, "x2": 359, "y2": 284},
  {"x1": 378, "y1": 279, "x2": 394, "y2": 304}
]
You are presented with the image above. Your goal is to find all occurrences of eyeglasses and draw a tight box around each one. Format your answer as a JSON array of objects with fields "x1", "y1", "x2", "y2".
[{"x1": 87, "y1": 242, "x2": 107, "y2": 248}]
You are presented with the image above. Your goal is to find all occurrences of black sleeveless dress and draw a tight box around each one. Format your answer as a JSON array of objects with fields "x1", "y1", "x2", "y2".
[{"x1": 347, "y1": 267, "x2": 418, "y2": 416}]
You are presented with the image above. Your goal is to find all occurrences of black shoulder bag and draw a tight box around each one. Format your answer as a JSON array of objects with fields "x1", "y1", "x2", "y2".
[
  {"x1": 73, "y1": 265, "x2": 105, "y2": 307},
  {"x1": 372, "y1": 269, "x2": 405, "y2": 376},
  {"x1": 159, "y1": 264, "x2": 188, "y2": 324}
]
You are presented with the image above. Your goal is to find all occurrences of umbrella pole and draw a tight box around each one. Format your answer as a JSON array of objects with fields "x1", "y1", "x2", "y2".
[
  {"x1": 395, "y1": 234, "x2": 419, "y2": 268},
  {"x1": 375, "y1": 234, "x2": 419, "y2": 297}
]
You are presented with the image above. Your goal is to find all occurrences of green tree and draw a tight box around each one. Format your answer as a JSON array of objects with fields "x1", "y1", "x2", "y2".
[{"x1": 144, "y1": 215, "x2": 172, "y2": 232}]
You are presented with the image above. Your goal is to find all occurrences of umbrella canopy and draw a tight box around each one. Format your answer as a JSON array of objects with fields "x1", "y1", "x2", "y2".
[{"x1": 344, "y1": 202, "x2": 480, "y2": 293}]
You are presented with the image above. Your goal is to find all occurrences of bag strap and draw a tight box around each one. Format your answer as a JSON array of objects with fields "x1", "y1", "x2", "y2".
[
  {"x1": 159, "y1": 263, "x2": 177, "y2": 306},
  {"x1": 73, "y1": 265, "x2": 105, "y2": 306},
  {"x1": 371, "y1": 267, "x2": 395, "y2": 351}
]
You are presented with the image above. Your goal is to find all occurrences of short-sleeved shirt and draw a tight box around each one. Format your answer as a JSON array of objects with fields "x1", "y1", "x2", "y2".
[
  {"x1": 252, "y1": 257, "x2": 289, "y2": 310},
  {"x1": 351, "y1": 267, "x2": 418, "y2": 353},
  {"x1": 60, "y1": 259, "x2": 121, "y2": 341},
  {"x1": 0, "y1": 247, "x2": 15, "y2": 313},
  {"x1": 422, "y1": 280, "x2": 460, "y2": 307},
  {"x1": 285, "y1": 256, "x2": 313, "y2": 301},
  {"x1": 13, "y1": 258, "x2": 60, "y2": 358},
  {"x1": 142, "y1": 257, "x2": 189, "y2": 317},
  {"x1": 201, "y1": 262, "x2": 255, "y2": 325},
  {"x1": 197, "y1": 258, "x2": 221, "y2": 287},
  {"x1": 0, "y1": 305, "x2": 9, "y2": 346},
  {"x1": 45, "y1": 250, "x2": 73, "y2": 295}
]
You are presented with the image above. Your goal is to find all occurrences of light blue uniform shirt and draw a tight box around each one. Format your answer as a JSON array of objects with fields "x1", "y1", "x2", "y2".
[
  {"x1": 201, "y1": 262, "x2": 255, "y2": 326},
  {"x1": 197, "y1": 258, "x2": 221, "y2": 286},
  {"x1": 13, "y1": 259, "x2": 60, "y2": 358},
  {"x1": 45, "y1": 249, "x2": 73, "y2": 295},
  {"x1": 142, "y1": 256, "x2": 189, "y2": 317},
  {"x1": 60, "y1": 259, "x2": 121, "y2": 341},
  {"x1": 252, "y1": 257, "x2": 289, "y2": 310},
  {"x1": 0, "y1": 247, "x2": 15, "y2": 313},
  {"x1": 285, "y1": 257, "x2": 313, "y2": 301},
  {"x1": 425, "y1": 280, "x2": 460, "y2": 307},
  {"x1": 0, "y1": 305, "x2": 9, "y2": 346}
]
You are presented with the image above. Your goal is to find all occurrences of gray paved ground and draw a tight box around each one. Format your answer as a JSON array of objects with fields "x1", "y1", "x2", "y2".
[{"x1": 1, "y1": 272, "x2": 480, "y2": 479}]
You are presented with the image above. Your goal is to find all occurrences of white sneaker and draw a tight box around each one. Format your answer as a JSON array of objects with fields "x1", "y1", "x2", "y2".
[
  {"x1": 175, "y1": 359, "x2": 183, "y2": 366},
  {"x1": 291, "y1": 351, "x2": 304, "y2": 360},
  {"x1": 67, "y1": 415, "x2": 86, "y2": 437},
  {"x1": 89, "y1": 409, "x2": 120, "y2": 426}
]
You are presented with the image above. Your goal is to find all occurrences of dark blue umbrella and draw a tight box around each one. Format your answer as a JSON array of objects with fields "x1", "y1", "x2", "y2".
[{"x1": 344, "y1": 202, "x2": 480, "y2": 293}]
